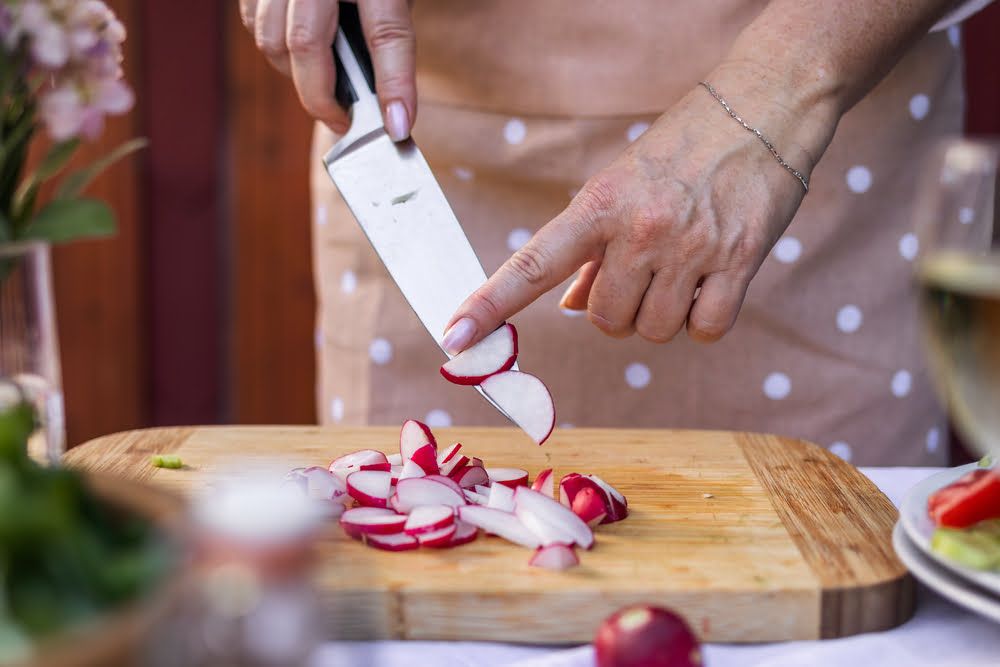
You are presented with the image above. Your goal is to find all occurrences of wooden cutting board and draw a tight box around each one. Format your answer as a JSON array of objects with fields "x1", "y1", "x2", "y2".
[{"x1": 65, "y1": 426, "x2": 914, "y2": 644}]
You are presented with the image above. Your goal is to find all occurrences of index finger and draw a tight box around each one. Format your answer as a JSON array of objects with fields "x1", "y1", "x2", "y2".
[
  {"x1": 286, "y1": 0, "x2": 348, "y2": 131},
  {"x1": 442, "y1": 208, "x2": 605, "y2": 354}
]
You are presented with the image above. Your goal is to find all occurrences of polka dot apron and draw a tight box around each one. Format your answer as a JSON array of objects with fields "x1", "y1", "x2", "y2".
[{"x1": 310, "y1": 3, "x2": 966, "y2": 466}]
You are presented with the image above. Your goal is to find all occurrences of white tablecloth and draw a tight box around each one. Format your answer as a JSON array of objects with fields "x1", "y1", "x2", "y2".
[{"x1": 310, "y1": 467, "x2": 1000, "y2": 667}]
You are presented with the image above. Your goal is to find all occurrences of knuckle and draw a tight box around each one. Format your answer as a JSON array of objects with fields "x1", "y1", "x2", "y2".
[
  {"x1": 467, "y1": 289, "x2": 504, "y2": 323},
  {"x1": 627, "y1": 208, "x2": 666, "y2": 251},
  {"x1": 366, "y1": 21, "x2": 415, "y2": 52},
  {"x1": 507, "y1": 245, "x2": 551, "y2": 287},
  {"x1": 589, "y1": 311, "x2": 634, "y2": 338},
  {"x1": 256, "y1": 33, "x2": 286, "y2": 58},
  {"x1": 286, "y1": 23, "x2": 322, "y2": 53},
  {"x1": 687, "y1": 314, "x2": 731, "y2": 343},
  {"x1": 575, "y1": 172, "x2": 620, "y2": 220},
  {"x1": 635, "y1": 320, "x2": 675, "y2": 344}
]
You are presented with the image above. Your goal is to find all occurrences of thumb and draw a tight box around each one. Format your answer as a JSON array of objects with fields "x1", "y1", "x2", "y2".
[{"x1": 442, "y1": 209, "x2": 604, "y2": 354}]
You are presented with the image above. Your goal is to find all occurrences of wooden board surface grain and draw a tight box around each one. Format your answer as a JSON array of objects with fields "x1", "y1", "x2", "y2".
[{"x1": 64, "y1": 426, "x2": 914, "y2": 643}]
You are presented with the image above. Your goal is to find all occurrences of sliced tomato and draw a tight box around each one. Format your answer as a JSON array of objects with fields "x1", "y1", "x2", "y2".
[{"x1": 928, "y1": 469, "x2": 1000, "y2": 528}]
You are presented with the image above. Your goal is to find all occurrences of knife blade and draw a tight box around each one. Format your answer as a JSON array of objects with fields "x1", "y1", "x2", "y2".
[{"x1": 322, "y1": 5, "x2": 521, "y2": 425}]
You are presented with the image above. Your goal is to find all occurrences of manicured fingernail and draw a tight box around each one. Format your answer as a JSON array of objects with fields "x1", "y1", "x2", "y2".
[
  {"x1": 385, "y1": 101, "x2": 409, "y2": 142},
  {"x1": 442, "y1": 317, "x2": 476, "y2": 354}
]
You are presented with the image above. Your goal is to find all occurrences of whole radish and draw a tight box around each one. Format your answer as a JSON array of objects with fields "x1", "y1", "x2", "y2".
[{"x1": 594, "y1": 605, "x2": 702, "y2": 667}]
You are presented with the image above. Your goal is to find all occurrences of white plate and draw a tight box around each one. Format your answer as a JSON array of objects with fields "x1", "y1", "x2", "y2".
[
  {"x1": 899, "y1": 463, "x2": 1000, "y2": 595},
  {"x1": 893, "y1": 523, "x2": 1000, "y2": 623}
]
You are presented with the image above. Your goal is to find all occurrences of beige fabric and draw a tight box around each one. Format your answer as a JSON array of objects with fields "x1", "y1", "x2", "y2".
[{"x1": 311, "y1": 5, "x2": 965, "y2": 466}]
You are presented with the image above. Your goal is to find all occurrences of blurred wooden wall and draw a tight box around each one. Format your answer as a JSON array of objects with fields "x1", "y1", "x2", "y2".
[{"x1": 53, "y1": 2, "x2": 1000, "y2": 446}]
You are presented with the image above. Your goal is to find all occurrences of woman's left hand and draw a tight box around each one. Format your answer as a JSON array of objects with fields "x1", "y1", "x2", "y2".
[{"x1": 442, "y1": 63, "x2": 838, "y2": 353}]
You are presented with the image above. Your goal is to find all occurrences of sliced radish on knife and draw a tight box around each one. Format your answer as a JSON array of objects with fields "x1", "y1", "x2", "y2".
[
  {"x1": 364, "y1": 532, "x2": 420, "y2": 552},
  {"x1": 487, "y1": 481, "x2": 516, "y2": 513},
  {"x1": 531, "y1": 468, "x2": 555, "y2": 498},
  {"x1": 452, "y1": 465, "x2": 490, "y2": 489},
  {"x1": 399, "y1": 419, "x2": 436, "y2": 461},
  {"x1": 340, "y1": 507, "x2": 406, "y2": 537},
  {"x1": 440, "y1": 322, "x2": 518, "y2": 385},
  {"x1": 408, "y1": 443, "x2": 440, "y2": 474},
  {"x1": 487, "y1": 467, "x2": 529, "y2": 488},
  {"x1": 480, "y1": 371, "x2": 555, "y2": 445},
  {"x1": 393, "y1": 477, "x2": 467, "y2": 512},
  {"x1": 403, "y1": 505, "x2": 456, "y2": 535},
  {"x1": 514, "y1": 486, "x2": 594, "y2": 549},
  {"x1": 346, "y1": 470, "x2": 393, "y2": 508},
  {"x1": 457, "y1": 505, "x2": 541, "y2": 549},
  {"x1": 529, "y1": 543, "x2": 579, "y2": 571}
]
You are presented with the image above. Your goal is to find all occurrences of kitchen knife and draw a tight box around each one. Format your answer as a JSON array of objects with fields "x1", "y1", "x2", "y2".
[{"x1": 322, "y1": 4, "x2": 522, "y2": 426}]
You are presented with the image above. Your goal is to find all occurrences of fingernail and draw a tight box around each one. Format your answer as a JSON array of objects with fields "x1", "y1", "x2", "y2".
[
  {"x1": 442, "y1": 317, "x2": 476, "y2": 355},
  {"x1": 385, "y1": 101, "x2": 409, "y2": 142}
]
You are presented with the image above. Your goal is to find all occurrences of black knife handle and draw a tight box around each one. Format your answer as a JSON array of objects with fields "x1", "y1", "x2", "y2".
[{"x1": 333, "y1": 2, "x2": 376, "y2": 109}]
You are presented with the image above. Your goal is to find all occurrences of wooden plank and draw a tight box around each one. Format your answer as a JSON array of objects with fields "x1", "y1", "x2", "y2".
[{"x1": 65, "y1": 426, "x2": 913, "y2": 642}]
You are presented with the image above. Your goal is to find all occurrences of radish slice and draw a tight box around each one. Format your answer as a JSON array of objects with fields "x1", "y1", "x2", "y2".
[
  {"x1": 409, "y1": 443, "x2": 440, "y2": 474},
  {"x1": 457, "y1": 506, "x2": 541, "y2": 549},
  {"x1": 417, "y1": 523, "x2": 458, "y2": 547},
  {"x1": 399, "y1": 419, "x2": 436, "y2": 461},
  {"x1": 346, "y1": 470, "x2": 393, "y2": 508},
  {"x1": 584, "y1": 473, "x2": 629, "y2": 523},
  {"x1": 301, "y1": 466, "x2": 347, "y2": 500},
  {"x1": 439, "y1": 454, "x2": 469, "y2": 477},
  {"x1": 340, "y1": 507, "x2": 406, "y2": 537},
  {"x1": 437, "y1": 442, "x2": 463, "y2": 465},
  {"x1": 487, "y1": 481, "x2": 516, "y2": 513},
  {"x1": 447, "y1": 521, "x2": 479, "y2": 547},
  {"x1": 424, "y1": 474, "x2": 464, "y2": 496},
  {"x1": 463, "y1": 489, "x2": 488, "y2": 505},
  {"x1": 328, "y1": 449, "x2": 390, "y2": 474},
  {"x1": 404, "y1": 505, "x2": 456, "y2": 535},
  {"x1": 480, "y1": 371, "x2": 555, "y2": 446},
  {"x1": 531, "y1": 468, "x2": 555, "y2": 498},
  {"x1": 440, "y1": 322, "x2": 518, "y2": 385},
  {"x1": 393, "y1": 477, "x2": 467, "y2": 513},
  {"x1": 400, "y1": 458, "x2": 427, "y2": 480},
  {"x1": 387, "y1": 453, "x2": 403, "y2": 466},
  {"x1": 514, "y1": 487, "x2": 594, "y2": 549},
  {"x1": 364, "y1": 532, "x2": 419, "y2": 552},
  {"x1": 474, "y1": 484, "x2": 492, "y2": 496},
  {"x1": 570, "y1": 486, "x2": 607, "y2": 527},
  {"x1": 452, "y1": 465, "x2": 490, "y2": 489},
  {"x1": 487, "y1": 467, "x2": 529, "y2": 488},
  {"x1": 529, "y1": 543, "x2": 579, "y2": 571},
  {"x1": 389, "y1": 464, "x2": 403, "y2": 485}
]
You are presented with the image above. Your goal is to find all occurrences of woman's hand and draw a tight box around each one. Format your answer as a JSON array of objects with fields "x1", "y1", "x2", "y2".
[
  {"x1": 442, "y1": 64, "x2": 839, "y2": 353},
  {"x1": 238, "y1": 0, "x2": 416, "y2": 139}
]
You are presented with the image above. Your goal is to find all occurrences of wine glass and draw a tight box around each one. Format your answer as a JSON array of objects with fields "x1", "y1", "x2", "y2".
[{"x1": 914, "y1": 138, "x2": 999, "y2": 460}]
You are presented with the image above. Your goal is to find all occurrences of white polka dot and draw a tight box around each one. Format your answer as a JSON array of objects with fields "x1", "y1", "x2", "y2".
[
  {"x1": 948, "y1": 25, "x2": 961, "y2": 48},
  {"x1": 453, "y1": 166, "x2": 474, "y2": 182},
  {"x1": 506, "y1": 228, "x2": 532, "y2": 252},
  {"x1": 503, "y1": 118, "x2": 526, "y2": 145},
  {"x1": 316, "y1": 204, "x2": 327, "y2": 226},
  {"x1": 772, "y1": 236, "x2": 802, "y2": 264},
  {"x1": 626, "y1": 122, "x2": 650, "y2": 143},
  {"x1": 624, "y1": 362, "x2": 651, "y2": 389},
  {"x1": 898, "y1": 233, "x2": 919, "y2": 261},
  {"x1": 926, "y1": 427, "x2": 941, "y2": 453},
  {"x1": 369, "y1": 338, "x2": 393, "y2": 365},
  {"x1": 560, "y1": 422, "x2": 575, "y2": 429},
  {"x1": 762, "y1": 372, "x2": 791, "y2": 400},
  {"x1": 560, "y1": 307, "x2": 586, "y2": 317},
  {"x1": 340, "y1": 270, "x2": 357, "y2": 294},
  {"x1": 908, "y1": 94, "x2": 930, "y2": 121},
  {"x1": 425, "y1": 409, "x2": 452, "y2": 428},
  {"x1": 891, "y1": 370, "x2": 912, "y2": 397},
  {"x1": 330, "y1": 397, "x2": 344, "y2": 423},
  {"x1": 836, "y1": 305, "x2": 863, "y2": 333},
  {"x1": 829, "y1": 441, "x2": 853, "y2": 461},
  {"x1": 959, "y1": 207, "x2": 975, "y2": 225},
  {"x1": 846, "y1": 166, "x2": 873, "y2": 194}
]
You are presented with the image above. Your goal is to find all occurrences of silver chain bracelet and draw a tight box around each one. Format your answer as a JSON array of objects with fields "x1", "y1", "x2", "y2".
[{"x1": 698, "y1": 81, "x2": 810, "y2": 193}]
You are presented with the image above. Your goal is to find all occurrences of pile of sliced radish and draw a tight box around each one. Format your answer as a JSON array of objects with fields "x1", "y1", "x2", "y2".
[
  {"x1": 439, "y1": 323, "x2": 555, "y2": 446},
  {"x1": 286, "y1": 419, "x2": 628, "y2": 570}
]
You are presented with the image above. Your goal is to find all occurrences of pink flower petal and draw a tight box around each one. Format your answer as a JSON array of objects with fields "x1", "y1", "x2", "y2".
[
  {"x1": 32, "y1": 21, "x2": 69, "y2": 68},
  {"x1": 40, "y1": 86, "x2": 84, "y2": 141},
  {"x1": 95, "y1": 78, "x2": 133, "y2": 114}
]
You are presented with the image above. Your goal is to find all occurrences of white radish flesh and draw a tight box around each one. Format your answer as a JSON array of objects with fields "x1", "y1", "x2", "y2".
[
  {"x1": 399, "y1": 419, "x2": 436, "y2": 461},
  {"x1": 424, "y1": 474, "x2": 464, "y2": 496},
  {"x1": 393, "y1": 477, "x2": 467, "y2": 513},
  {"x1": 474, "y1": 484, "x2": 492, "y2": 496},
  {"x1": 302, "y1": 466, "x2": 347, "y2": 500},
  {"x1": 452, "y1": 465, "x2": 490, "y2": 489},
  {"x1": 487, "y1": 467, "x2": 529, "y2": 488},
  {"x1": 389, "y1": 464, "x2": 402, "y2": 485},
  {"x1": 364, "y1": 532, "x2": 419, "y2": 552},
  {"x1": 529, "y1": 543, "x2": 579, "y2": 571},
  {"x1": 514, "y1": 487, "x2": 594, "y2": 549},
  {"x1": 403, "y1": 505, "x2": 456, "y2": 535},
  {"x1": 417, "y1": 524, "x2": 459, "y2": 547},
  {"x1": 531, "y1": 468, "x2": 555, "y2": 498},
  {"x1": 439, "y1": 322, "x2": 518, "y2": 385},
  {"x1": 328, "y1": 449, "x2": 390, "y2": 474},
  {"x1": 457, "y1": 505, "x2": 541, "y2": 549},
  {"x1": 480, "y1": 371, "x2": 555, "y2": 445},
  {"x1": 447, "y1": 521, "x2": 479, "y2": 547},
  {"x1": 346, "y1": 470, "x2": 393, "y2": 509},
  {"x1": 487, "y1": 481, "x2": 516, "y2": 513},
  {"x1": 439, "y1": 454, "x2": 469, "y2": 477},
  {"x1": 585, "y1": 473, "x2": 629, "y2": 523},
  {"x1": 463, "y1": 489, "x2": 489, "y2": 505},
  {"x1": 340, "y1": 507, "x2": 406, "y2": 536},
  {"x1": 400, "y1": 458, "x2": 427, "y2": 480},
  {"x1": 437, "y1": 442, "x2": 463, "y2": 464},
  {"x1": 387, "y1": 453, "x2": 403, "y2": 466}
]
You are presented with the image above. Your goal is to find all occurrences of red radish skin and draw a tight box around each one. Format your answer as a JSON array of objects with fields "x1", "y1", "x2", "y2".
[
  {"x1": 416, "y1": 524, "x2": 459, "y2": 547},
  {"x1": 400, "y1": 458, "x2": 427, "y2": 480},
  {"x1": 458, "y1": 505, "x2": 541, "y2": 549},
  {"x1": 452, "y1": 465, "x2": 490, "y2": 489},
  {"x1": 480, "y1": 371, "x2": 555, "y2": 445},
  {"x1": 408, "y1": 443, "x2": 440, "y2": 474},
  {"x1": 345, "y1": 470, "x2": 393, "y2": 509},
  {"x1": 570, "y1": 486, "x2": 607, "y2": 527},
  {"x1": 487, "y1": 467, "x2": 530, "y2": 488},
  {"x1": 470, "y1": 457, "x2": 485, "y2": 469},
  {"x1": 529, "y1": 543, "x2": 579, "y2": 571},
  {"x1": 585, "y1": 474, "x2": 629, "y2": 523},
  {"x1": 439, "y1": 454, "x2": 469, "y2": 477},
  {"x1": 440, "y1": 322, "x2": 518, "y2": 385},
  {"x1": 424, "y1": 474, "x2": 465, "y2": 496},
  {"x1": 446, "y1": 521, "x2": 479, "y2": 547},
  {"x1": 403, "y1": 505, "x2": 456, "y2": 536},
  {"x1": 531, "y1": 468, "x2": 555, "y2": 498},
  {"x1": 399, "y1": 419, "x2": 437, "y2": 461},
  {"x1": 340, "y1": 507, "x2": 407, "y2": 536},
  {"x1": 393, "y1": 477, "x2": 467, "y2": 513},
  {"x1": 328, "y1": 449, "x2": 390, "y2": 474},
  {"x1": 364, "y1": 532, "x2": 420, "y2": 552},
  {"x1": 389, "y1": 464, "x2": 402, "y2": 485},
  {"x1": 514, "y1": 487, "x2": 594, "y2": 549},
  {"x1": 594, "y1": 605, "x2": 702, "y2": 667},
  {"x1": 437, "y1": 442, "x2": 463, "y2": 464}
]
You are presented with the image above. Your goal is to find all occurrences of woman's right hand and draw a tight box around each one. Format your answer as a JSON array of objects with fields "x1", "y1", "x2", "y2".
[{"x1": 239, "y1": 0, "x2": 416, "y2": 140}]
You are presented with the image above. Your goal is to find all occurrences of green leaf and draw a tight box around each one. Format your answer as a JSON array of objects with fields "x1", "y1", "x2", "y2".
[
  {"x1": 20, "y1": 198, "x2": 116, "y2": 244},
  {"x1": 55, "y1": 138, "x2": 147, "y2": 200},
  {"x1": 13, "y1": 139, "x2": 80, "y2": 216}
]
